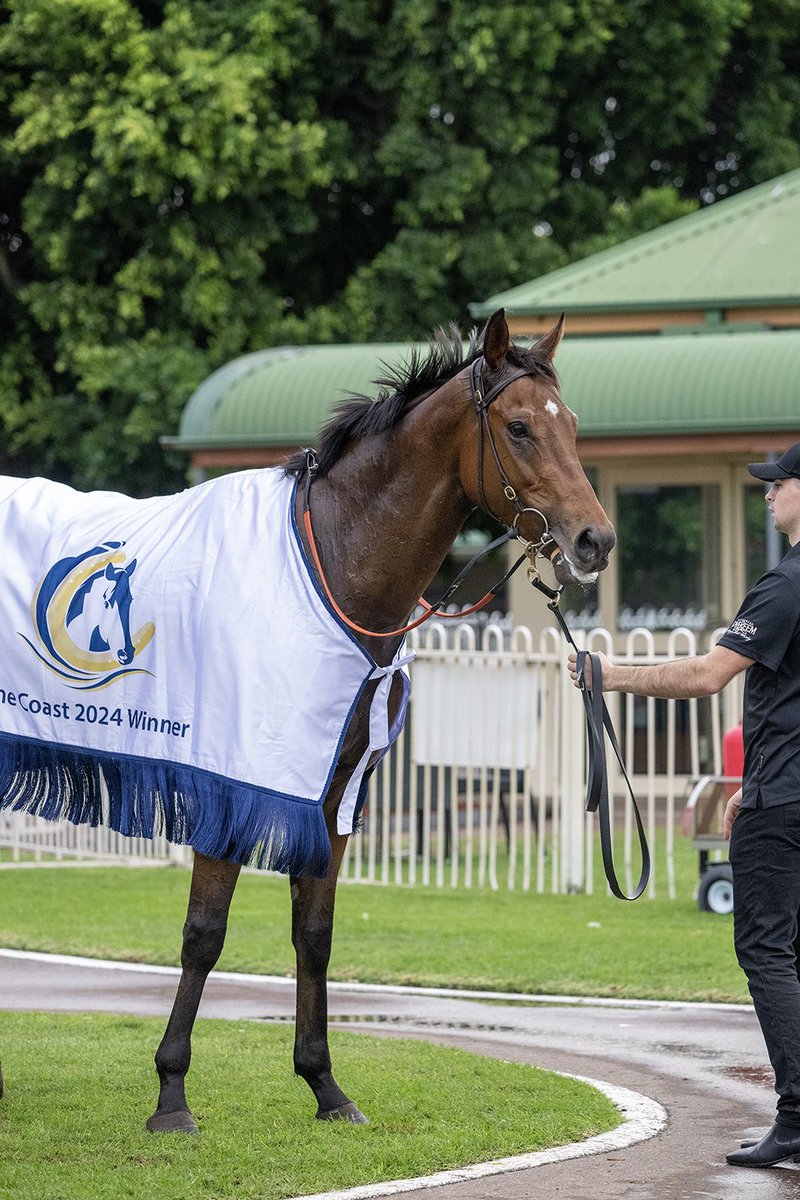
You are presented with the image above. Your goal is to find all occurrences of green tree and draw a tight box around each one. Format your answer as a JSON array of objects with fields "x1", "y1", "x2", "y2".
[
  {"x1": 308, "y1": 0, "x2": 800, "y2": 338},
  {"x1": 2, "y1": 0, "x2": 799, "y2": 493},
  {"x1": 0, "y1": 0, "x2": 338, "y2": 492}
]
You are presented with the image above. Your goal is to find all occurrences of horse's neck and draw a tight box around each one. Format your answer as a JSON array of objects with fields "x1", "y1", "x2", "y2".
[{"x1": 304, "y1": 391, "x2": 471, "y2": 653}]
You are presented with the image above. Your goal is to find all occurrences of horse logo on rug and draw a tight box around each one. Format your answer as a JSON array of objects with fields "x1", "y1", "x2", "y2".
[{"x1": 20, "y1": 541, "x2": 156, "y2": 690}]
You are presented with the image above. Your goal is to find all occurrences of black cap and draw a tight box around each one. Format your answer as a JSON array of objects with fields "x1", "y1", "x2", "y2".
[{"x1": 748, "y1": 442, "x2": 800, "y2": 482}]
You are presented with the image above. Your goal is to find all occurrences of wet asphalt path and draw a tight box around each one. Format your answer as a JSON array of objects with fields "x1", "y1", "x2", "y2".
[{"x1": 2, "y1": 949, "x2": 800, "y2": 1199}]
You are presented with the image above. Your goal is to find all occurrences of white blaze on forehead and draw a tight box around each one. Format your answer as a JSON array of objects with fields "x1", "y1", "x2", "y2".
[{"x1": 545, "y1": 399, "x2": 560, "y2": 417}]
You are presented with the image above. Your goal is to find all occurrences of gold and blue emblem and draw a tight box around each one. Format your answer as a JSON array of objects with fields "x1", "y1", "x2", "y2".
[{"x1": 21, "y1": 541, "x2": 155, "y2": 690}]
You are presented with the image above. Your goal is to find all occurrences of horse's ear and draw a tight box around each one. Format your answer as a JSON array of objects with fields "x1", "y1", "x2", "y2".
[
  {"x1": 126, "y1": 558, "x2": 137, "y2": 574},
  {"x1": 536, "y1": 313, "x2": 566, "y2": 362},
  {"x1": 105, "y1": 563, "x2": 116, "y2": 579},
  {"x1": 482, "y1": 308, "x2": 509, "y2": 371}
]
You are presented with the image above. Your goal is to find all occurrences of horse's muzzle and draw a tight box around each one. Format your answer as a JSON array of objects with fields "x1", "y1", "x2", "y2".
[
  {"x1": 574, "y1": 525, "x2": 616, "y2": 568},
  {"x1": 550, "y1": 525, "x2": 615, "y2": 585}
]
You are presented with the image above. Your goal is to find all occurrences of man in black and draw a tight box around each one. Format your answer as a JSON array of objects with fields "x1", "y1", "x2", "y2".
[{"x1": 568, "y1": 441, "x2": 800, "y2": 1168}]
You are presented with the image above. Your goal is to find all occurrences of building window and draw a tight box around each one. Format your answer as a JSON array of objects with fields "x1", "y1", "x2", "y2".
[{"x1": 616, "y1": 484, "x2": 721, "y2": 632}]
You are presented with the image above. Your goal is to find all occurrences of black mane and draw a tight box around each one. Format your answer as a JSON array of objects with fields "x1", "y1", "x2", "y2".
[{"x1": 284, "y1": 323, "x2": 556, "y2": 478}]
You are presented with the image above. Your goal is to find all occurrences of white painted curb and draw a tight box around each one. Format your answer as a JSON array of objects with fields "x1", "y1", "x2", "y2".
[
  {"x1": 287, "y1": 1077, "x2": 666, "y2": 1199},
  {"x1": 0, "y1": 949, "x2": 748, "y2": 1012}
]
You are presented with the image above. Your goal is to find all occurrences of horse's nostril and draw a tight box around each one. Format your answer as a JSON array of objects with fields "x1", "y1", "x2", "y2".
[{"x1": 575, "y1": 526, "x2": 613, "y2": 563}]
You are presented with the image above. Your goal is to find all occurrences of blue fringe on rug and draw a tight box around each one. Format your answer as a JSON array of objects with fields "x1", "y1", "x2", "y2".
[{"x1": 0, "y1": 731, "x2": 331, "y2": 876}]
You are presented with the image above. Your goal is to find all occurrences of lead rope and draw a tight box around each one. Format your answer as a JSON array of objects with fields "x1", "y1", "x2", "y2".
[{"x1": 529, "y1": 569, "x2": 650, "y2": 902}]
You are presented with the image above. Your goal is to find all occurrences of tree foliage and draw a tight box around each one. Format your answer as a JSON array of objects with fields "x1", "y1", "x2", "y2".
[{"x1": 1, "y1": 0, "x2": 799, "y2": 492}]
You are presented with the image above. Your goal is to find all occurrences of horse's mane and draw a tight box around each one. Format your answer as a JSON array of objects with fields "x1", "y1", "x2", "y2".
[{"x1": 283, "y1": 324, "x2": 556, "y2": 478}]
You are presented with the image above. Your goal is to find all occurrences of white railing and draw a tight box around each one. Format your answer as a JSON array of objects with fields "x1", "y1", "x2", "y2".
[
  {"x1": 340, "y1": 622, "x2": 741, "y2": 898},
  {"x1": 0, "y1": 623, "x2": 741, "y2": 896},
  {"x1": 0, "y1": 811, "x2": 190, "y2": 866}
]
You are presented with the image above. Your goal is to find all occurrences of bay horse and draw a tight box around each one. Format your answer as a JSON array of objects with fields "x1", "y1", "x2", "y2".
[
  {"x1": 145, "y1": 308, "x2": 614, "y2": 1132},
  {"x1": 0, "y1": 308, "x2": 614, "y2": 1131}
]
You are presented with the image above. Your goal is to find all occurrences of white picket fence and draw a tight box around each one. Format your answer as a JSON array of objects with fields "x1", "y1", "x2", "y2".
[{"x1": 0, "y1": 623, "x2": 742, "y2": 897}]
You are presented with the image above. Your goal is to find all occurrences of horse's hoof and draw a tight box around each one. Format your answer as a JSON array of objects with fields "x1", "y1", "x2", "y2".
[
  {"x1": 316, "y1": 1101, "x2": 369, "y2": 1124},
  {"x1": 146, "y1": 1109, "x2": 200, "y2": 1134}
]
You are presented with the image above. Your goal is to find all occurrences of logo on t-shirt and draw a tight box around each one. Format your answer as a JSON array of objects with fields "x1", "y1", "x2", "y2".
[{"x1": 727, "y1": 617, "x2": 757, "y2": 641}]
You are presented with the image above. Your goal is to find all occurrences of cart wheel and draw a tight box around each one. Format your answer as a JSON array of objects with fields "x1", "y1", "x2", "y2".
[{"x1": 698, "y1": 863, "x2": 734, "y2": 914}]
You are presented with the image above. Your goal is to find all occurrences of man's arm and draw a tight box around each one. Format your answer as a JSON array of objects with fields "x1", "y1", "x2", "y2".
[{"x1": 567, "y1": 643, "x2": 752, "y2": 699}]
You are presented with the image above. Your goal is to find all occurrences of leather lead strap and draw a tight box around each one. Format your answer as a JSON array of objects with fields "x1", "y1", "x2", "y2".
[
  {"x1": 576, "y1": 650, "x2": 650, "y2": 902},
  {"x1": 532, "y1": 581, "x2": 650, "y2": 902}
]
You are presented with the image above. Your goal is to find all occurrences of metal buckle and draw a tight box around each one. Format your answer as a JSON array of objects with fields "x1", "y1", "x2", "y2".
[{"x1": 512, "y1": 507, "x2": 550, "y2": 553}]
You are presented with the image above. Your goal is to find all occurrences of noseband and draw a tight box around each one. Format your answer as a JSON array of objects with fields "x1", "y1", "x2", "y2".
[{"x1": 468, "y1": 356, "x2": 554, "y2": 558}]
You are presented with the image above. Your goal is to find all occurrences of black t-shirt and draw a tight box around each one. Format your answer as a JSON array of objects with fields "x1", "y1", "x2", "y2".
[{"x1": 718, "y1": 541, "x2": 800, "y2": 807}]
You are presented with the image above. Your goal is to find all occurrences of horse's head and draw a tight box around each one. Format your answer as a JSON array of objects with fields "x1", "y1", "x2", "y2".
[
  {"x1": 101, "y1": 559, "x2": 137, "y2": 665},
  {"x1": 458, "y1": 309, "x2": 615, "y2": 587}
]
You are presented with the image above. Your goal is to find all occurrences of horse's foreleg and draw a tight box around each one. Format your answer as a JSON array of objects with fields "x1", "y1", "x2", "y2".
[
  {"x1": 147, "y1": 852, "x2": 241, "y2": 1134},
  {"x1": 291, "y1": 828, "x2": 365, "y2": 1123}
]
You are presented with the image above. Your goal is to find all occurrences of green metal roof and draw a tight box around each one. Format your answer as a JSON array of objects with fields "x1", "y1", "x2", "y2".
[
  {"x1": 470, "y1": 169, "x2": 800, "y2": 317},
  {"x1": 169, "y1": 343, "x2": 416, "y2": 449},
  {"x1": 557, "y1": 329, "x2": 800, "y2": 436},
  {"x1": 166, "y1": 328, "x2": 800, "y2": 450}
]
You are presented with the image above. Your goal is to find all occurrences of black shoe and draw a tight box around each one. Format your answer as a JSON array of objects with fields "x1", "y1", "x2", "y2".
[
  {"x1": 727, "y1": 1123, "x2": 800, "y2": 1167},
  {"x1": 739, "y1": 1133, "x2": 800, "y2": 1158}
]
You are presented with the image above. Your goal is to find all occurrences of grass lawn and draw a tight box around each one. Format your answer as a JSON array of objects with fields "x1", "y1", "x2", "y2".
[
  {"x1": 0, "y1": 837, "x2": 735, "y2": 1199},
  {"x1": 0, "y1": 830, "x2": 745, "y2": 1002},
  {"x1": 0, "y1": 1013, "x2": 620, "y2": 1200}
]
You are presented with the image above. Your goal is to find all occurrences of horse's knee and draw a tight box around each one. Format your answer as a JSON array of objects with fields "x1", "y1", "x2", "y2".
[
  {"x1": 181, "y1": 913, "x2": 227, "y2": 974},
  {"x1": 292, "y1": 917, "x2": 333, "y2": 974}
]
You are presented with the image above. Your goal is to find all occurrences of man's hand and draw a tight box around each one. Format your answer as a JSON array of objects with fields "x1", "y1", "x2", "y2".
[
  {"x1": 723, "y1": 787, "x2": 742, "y2": 839},
  {"x1": 567, "y1": 650, "x2": 614, "y2": 690}
]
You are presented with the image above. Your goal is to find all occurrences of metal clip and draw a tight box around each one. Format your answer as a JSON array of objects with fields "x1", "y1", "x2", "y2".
[
  {"x1": 303, "y1": 447, "x2": 319, "y2": 476},
  {"x1": 512, "y1": 507, "x2": 550, "y2": 553}
]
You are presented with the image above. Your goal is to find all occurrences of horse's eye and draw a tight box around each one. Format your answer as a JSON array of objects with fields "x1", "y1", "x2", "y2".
[{"x1": 507, "y1": 420, "x2": 531, "y2": 440}]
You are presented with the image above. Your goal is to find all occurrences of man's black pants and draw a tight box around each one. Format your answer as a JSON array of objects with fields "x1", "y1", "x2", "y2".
[{"x1": 731, "y1": 802, "x2": 800, "y2": 1127}]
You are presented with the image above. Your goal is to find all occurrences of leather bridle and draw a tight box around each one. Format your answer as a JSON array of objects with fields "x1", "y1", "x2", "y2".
[
  {"x1": 468, "y1": 356, "x2": 554, "y2": 556},
  {"x1": 301, "y1": 356, "x2": 554, "y2": 640}
]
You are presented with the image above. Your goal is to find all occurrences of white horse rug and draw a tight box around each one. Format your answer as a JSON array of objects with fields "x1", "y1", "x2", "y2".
[{"x1": 0, "y1": 469, "x2": 410, "y2": 874}]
